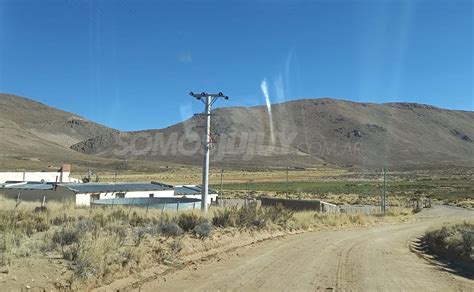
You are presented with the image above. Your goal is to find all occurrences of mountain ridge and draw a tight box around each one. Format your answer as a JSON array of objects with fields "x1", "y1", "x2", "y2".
[
  {"x1": 0, "y1": 93, "x2": 119, "y2": 170},
  {"x1": 1, "y1": 93, "x2": 473, "y2": 169},
  {"x1": 69, "y1": 97, "x2": 474, "y2": 168}
]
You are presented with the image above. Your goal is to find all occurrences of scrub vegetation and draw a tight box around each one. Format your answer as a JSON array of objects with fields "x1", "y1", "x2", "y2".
[
  {"x1": 214, "y1": 173, "x2": 474, "y2": 210},
  {"x1": 0, "y1": 196, "x2": 411, "y2": 290},
  {"x1": 217, "y1": 179, "x2": 474, "y2": 200},
  {"x1": 422, "y1": 221, "x2": 474, "y2": 275},
  {"x1": 95, "y1": 167, "x2": 473, "y2": 208}
]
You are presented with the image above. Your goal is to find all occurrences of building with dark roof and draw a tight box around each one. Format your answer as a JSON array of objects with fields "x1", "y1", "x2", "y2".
[
  {"x1": 57, "y1": 182, "x2": 175, "y2": 206},
  {"x1": 0, "y1": 181, "x2": 217, "y2": 208}
]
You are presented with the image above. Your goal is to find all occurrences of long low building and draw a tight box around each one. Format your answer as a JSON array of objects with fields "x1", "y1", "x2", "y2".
[
  {"x1": 0, "y1": 181, "x2": 218, "y2": 209},
  {"x1": 65, "y1": 182, "x2": 175, "y2": 206},
  {"x1": 0, "y1": 164, "x2": 81, "y2": 183}
]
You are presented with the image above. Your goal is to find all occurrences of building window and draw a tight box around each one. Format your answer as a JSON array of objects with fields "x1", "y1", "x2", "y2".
[
  {"x1": 149, "y1": 194, "x2": 154, "y2": 198},
  {"x1": 116, "y1": 192, "x2": 125, "y2": 199},
  {"x1": 90, "y1": 194, "x2": 100, "y2": 202}
]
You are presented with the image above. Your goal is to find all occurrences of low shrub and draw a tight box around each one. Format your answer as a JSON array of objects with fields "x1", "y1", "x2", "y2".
[
  {"x1": 160, "y1": 223, "x2": 183, "y2": 237},
  {"x1": 130, "y1": 211, "x2": 150, "y2": 227},
  {"x1": 212, "y1": 205, "x2": 295, "y2": 229},
  {"x1": 152, "y1": 212, "x2": 173, "y2": 226},
  {"x1": 91, "y1": 212, "x2": 107, "y2": 228},
  {"x1": 120, "y1": 246, "x2": 144, "y2": 267},
  {"x1": 0, "y1": 231, "x2": 13, "y2": 267},
  {"x1": 169, "y1": 238, "x2": 184, "y2": 253},
  {"x1": 237, "y1": 205, "x2": 265, "y2": 228},
  {"x1": 51, "y1": 214, "x2": 76, "y2": 226},
  {"x1": 212, "y1": 207, "x2": 238, "y2": 228},
  {"x1": 152, "y1": 246, "x2": 175, "y2": 266},
  {"x1": 105, "y1": 223, "x2": 128, "y2": 246},
  {"x1": 177, "y1": 213, "x2": 206, "y2": 232},
  {"x1": 34, "y1": 206, "x2": 47, "y2": 213},
  {"x1": 72, "y1": 233, "x2": 122, "y2": 280},
  {"x1": 134, "y1": 224, "x2": 160, "y2": 245},
  {"x1": 107, "y1": 209, "x2": 129, "y2": 222},
  {"x1": 34, "y1": 216, "x2": 51, "y2": 233},
  {"x1": 194, "y1": 222, "x2": 212, "y2": 239},
  {"x1": 263, "y1": 204, "x2": 294, "y2": 227},
  {"x1": 52, "y1": 226, "x2": 81, "y2": 259},
  {"x1": 0, "y1": 209, "x2": 51, "y2": 236}
]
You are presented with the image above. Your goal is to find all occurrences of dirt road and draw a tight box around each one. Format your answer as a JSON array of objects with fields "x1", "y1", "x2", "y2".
[{"x1": 137, "y1": 206, "x2": 473, "y2": 291}]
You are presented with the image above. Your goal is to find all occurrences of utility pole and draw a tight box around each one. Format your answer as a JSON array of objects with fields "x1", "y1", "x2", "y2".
[
  {"x1": 382, "y1": 168, "x2": 387, "y2": 214},
  {"x1": 190, "y1": 91, "x2": 229, "y2": 213},
  {"x1": 286, "y1": 166, "x2": 289, "y2": 198},
  {"x1": 220, "y1": 169, "x2": 224, "y2": 196}
]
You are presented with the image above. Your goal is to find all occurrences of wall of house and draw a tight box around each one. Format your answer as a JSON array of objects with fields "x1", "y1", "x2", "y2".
[
  {"x1": 76, "y1": 193, "x2": 91, "y2": 206},
  {"x1": 0, "y1": 172, "x2": 80, "y2": 183},
  {"x1": 0, "y1": 188, "x2": 76, "y2": 203},
  {"x1": 124, "y1": 190, "x2": 175, "y2": 198},
  {"x1": 74, "y1": 189, "x2": 176, "y2": 206}
]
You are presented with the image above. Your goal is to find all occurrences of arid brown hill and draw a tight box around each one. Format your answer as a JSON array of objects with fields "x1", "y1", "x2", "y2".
[
  {"x1": 70, "y1": 98, "x2": 474, "y2": 168},
  {"x1": 1, "y1": 93, "x2": 472, "y2": 169},
  {"x1": 0, "y1": 93, "x2": 118, "y2": 169}
]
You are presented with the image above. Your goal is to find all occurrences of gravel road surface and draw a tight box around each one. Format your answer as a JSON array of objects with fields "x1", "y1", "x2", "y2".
[{"x1": 139, "y1": 206, "x2": 473, "y2": 291}]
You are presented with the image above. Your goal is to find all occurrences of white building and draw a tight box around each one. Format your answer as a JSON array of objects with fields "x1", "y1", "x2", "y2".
[
  {"x1": 0, "y1": 164, "x2": 81, "y2": 183},
  {"x1": 63, "y1": 182, "x2": 175, "y2": 206}
]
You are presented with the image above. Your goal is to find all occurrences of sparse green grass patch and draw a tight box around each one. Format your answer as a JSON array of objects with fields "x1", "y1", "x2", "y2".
[{"x1": 215, "y1": 178, "x2": 474, "y2": 201}]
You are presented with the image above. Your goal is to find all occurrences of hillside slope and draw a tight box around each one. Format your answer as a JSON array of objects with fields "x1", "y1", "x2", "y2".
[
  {"x1": 0, "y1": 93, "x2": 118, "y2": 169},
  {"x1": 71, "y1": 98, "x2": 474, "y2": 168}
]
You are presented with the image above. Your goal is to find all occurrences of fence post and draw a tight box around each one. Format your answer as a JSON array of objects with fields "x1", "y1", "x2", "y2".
[{"x1": 146, "y1": 197, "x2": 151, "y2": 213}]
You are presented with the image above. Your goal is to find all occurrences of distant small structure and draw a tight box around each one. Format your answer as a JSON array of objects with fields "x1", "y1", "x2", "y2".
[
  {"x1": 215, "y1": 198, "x2": 261, "y2": 208},
  {"x1": 406, "y1": 196, "x2": 431, "y2": 212},
  {"x1": 173, "y1": 184, "x2": 218, "y2": 206},
  {"x1": 260, "y1": 197, "x2": 339, "y2": 213},
  {"x1": 0, "y1": 164, "x2": 81, "y2": 183}
]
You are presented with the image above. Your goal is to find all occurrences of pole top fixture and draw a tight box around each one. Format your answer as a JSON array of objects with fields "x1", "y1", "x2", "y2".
[{"x1": 190, "y1": 91, "x2": 229, "y2": 100}]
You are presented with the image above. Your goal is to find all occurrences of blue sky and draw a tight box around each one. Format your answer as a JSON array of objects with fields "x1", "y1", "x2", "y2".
[{"x1": 0, "y1": 0, "x2": 472, "y2": 131}]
